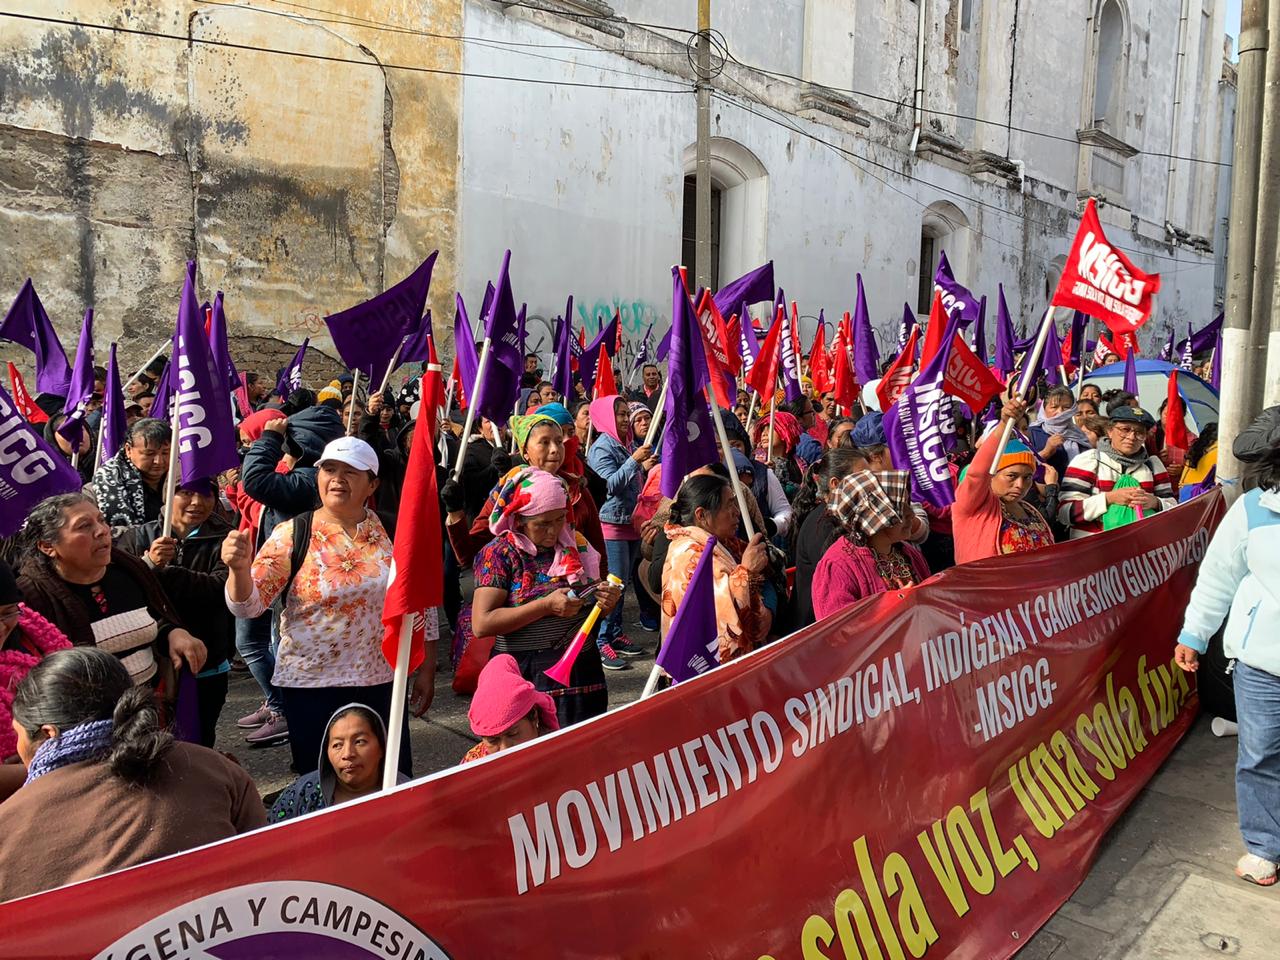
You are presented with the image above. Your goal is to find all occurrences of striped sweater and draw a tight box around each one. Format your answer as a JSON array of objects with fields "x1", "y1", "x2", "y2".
[{"x1": 1057, "y1": 447, "x2": 1177, "y2": 538}]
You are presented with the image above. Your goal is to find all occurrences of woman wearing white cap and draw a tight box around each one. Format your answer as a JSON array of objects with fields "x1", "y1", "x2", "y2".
[{"x1": 223, "y1": 436, "x2": 431, "y2": 777}]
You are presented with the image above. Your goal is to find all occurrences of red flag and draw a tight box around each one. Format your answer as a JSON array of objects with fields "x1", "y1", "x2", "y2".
[
  {"x1": 8, "y1": 363, "x2": 46, "y2": 423},
  {"x1": 382, "y1": 364, "x2": 445, "y2": 673},
  {"x1": 450, "y1": 355, "x2": 468, "y2": 410},
  {"x1": 919, "y1": 292, "x2": 949, "y2": 368},
  {"x1": 830, "y1": 319, "x2": 858, "y2": 412},
  {"x1": 1115, "y1": 331, "x2": 1139, "y2": 357},
  {"x1": 745, "y1": 306, "x2": 785, "y2": 399},
  {"x1": 594, "y1": 347, "x2": 618, "y2": 398},
  {"x1": 1052, "y1": 198, "x2": 1161, "y2": 336},
  {"x1": 876, "y1": 327, "x2": 919, "y2": 412},
  {"x1": 425, "y1": 330, "x2": 447, "y2": 409},
  {"x1": 809, "y1": 323, "x2": 832, "y2": 393},
  {"x1": 693, "y1": 291, "x2": 737, "y2": 407},
  {"x1": 1060, "y1": 327, "x2": 1077, "y2": 378},
  {"x1": 942, "y1": 335, "x2": 1006, "y2": 411},
  {"x1": 1092, "y1": 334, "x2": 1117, "y2": 367},
  {"x1": 1164, "y1": 371, "x2": 1193, "y2": 451}
]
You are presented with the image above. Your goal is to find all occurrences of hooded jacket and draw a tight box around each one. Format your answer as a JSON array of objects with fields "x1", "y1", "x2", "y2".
[
  {"x1": 241, "y1": 405, "x2": 345, "y2": 547},
  {"x1": 1178, "y1": 487, "x2": 1280, "y2": 677},
  {"x1": 586, "y1": 396, "x2": 645, "y2": 525},
  {"x1": 268, "y1": 703, "x2": 409, "y2": 822}
]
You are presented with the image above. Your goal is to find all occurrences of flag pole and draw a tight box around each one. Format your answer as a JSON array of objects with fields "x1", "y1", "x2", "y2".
[
  {"x1": 708, "y1": 393, "x2": 757, "y2": 540},
  {"x1": 123, "y1": 341, "x2": 169, "y2": 392},
  {"x1": 161, "y1": 390, "x2": 183, "y2": 537},
  {"x1": 509, "y1": 395, "x2": 521, "y2": 454},
  {"x1": 346, "y1": 370, "x2": 361, "y2": 434},
  {"x1": 452, "y1": 337, "x2": 493, "y2": 479},
  {"x1": 640, "y1": 662, "x2": 664, "y2": 699},
  {"x1": 642, "y1": 377, "x2": 671, "y2": 448},
  {"x1": 989, "y1": 306, "x2": 1057, "y2": 476},
  {"x1": 765, "y1": 393, "x2": 777, "y2": 462},
  {"x1": 743, "y1": 391, "x2": 759, "y2": 435},
  {"x1": 376, "y1": 338, "x2": 408, "y2": 398},
  {"x1": 382, "y1": 616, "x2": 413, "y2": 791}
]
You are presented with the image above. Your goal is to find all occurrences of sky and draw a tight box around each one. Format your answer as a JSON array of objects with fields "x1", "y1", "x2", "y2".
[{"x1": 1227, "y1": 0, "x2": 1241, "y2": 58}]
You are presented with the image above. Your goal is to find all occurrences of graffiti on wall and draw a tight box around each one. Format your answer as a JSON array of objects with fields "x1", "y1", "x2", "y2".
[{"x1": 575, "y1": 297, "x2": 662, "y2": 336}]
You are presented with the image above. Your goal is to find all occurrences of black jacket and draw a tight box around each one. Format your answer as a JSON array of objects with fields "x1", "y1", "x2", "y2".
[
  {"x1": 117, "y1": 514, "x2": 236, "y2": 670},
  {"x1": 241, "y1": 406, "x2": 344, "y2": 546}
]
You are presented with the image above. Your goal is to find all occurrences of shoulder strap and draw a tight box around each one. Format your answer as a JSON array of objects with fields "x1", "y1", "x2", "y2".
[
  {"x1": 1242, "y1": 488, "x2": 1280, "y2": 531},
  {"x1": 279, "y1": 511, "x2": 314, "y2": 605}
]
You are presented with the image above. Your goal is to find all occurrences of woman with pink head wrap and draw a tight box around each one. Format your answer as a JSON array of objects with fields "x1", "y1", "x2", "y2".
[
  {"x1": 460, "y1": 654, "x2": 560, "y2": 763},
  {"x1": 469, "y1": 469, "x2": 619, "y2": 728}
]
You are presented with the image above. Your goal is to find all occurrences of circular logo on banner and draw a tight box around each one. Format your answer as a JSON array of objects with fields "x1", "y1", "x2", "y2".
[{"x1": 92, "y1": 881, "x2": 451, "y2": 960}]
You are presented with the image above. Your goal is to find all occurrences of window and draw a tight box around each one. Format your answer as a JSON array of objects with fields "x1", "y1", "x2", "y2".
[
  {"x1": 681, "y1": 175, "x2": 723, "y2": 291},
  {"x1": 1092, "y1": 0, "x2": 1126, "y2": 131},
  {"x1": 917, "y1": 234, "x2": 937, "y2": 314}
]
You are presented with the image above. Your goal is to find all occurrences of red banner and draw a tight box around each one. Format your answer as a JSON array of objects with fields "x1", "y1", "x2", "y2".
[
  {"x1": 1052, "y1": 198, "x2": 1160, "y2": 336},
  {"x1": 0, "y1": 495, "x2": 1224, "y2": 959}
]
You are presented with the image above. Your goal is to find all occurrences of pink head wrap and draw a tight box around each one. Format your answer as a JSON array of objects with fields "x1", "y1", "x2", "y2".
[
  {"x1": 487, "y1": 467, "x2": 600, "y2": 581},
  {"x1": 468, "y1": 654, "x2": 560, "y2": 737},
  {"x1": 751, "y1": 410, "x2": 802, "y2": 453},
  {"x1": 589, "y1": 395, "x2": 627, "y2": 445}
]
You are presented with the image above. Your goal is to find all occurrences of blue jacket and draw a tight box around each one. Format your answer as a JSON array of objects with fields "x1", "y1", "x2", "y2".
[
  {"x1": 587, "y1": 433, "x2": 644, "y2": 525},
  {"x1": 1178, "y1": 487, "x2": 1280, "y2": 677}
]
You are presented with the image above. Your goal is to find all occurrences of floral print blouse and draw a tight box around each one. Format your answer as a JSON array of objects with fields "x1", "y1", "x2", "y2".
[{"x1": 227, "y1": 510, "x2": 393, "y2": 688}]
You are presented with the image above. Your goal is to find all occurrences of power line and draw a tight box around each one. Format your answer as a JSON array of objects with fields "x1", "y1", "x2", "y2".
[{"x1": 0, "y1": 10, "x2": 692, "y2": 94}]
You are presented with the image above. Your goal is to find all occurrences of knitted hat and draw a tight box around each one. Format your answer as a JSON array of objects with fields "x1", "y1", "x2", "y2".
[
  {"x1": 317, "y1": 385, "x2": 343, "y2": 404},
  {"x1": 995, "y1": 438, "x2": 1036, "y2": 473}
]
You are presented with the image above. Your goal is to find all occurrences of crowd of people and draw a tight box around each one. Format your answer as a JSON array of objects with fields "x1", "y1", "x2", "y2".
[{"x1": 0, "y1": 340, "x2": 1276, "y2": 902}]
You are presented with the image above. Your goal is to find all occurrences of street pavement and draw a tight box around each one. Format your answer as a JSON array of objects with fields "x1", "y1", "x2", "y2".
[{"x1": 217, "y1": 596, "x2": 1270, "y2": 957}]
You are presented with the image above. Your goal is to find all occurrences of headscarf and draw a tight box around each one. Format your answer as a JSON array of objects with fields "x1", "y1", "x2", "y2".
[
  {"x1": 829, "y1": 470, "x2": 912, "y2": 544},
  {"x1": 751, "y1": 410, "x2": 801, "y2": 454},
  {"x1": 535, "y1": 402, "x2": 574, "y2": 427},
  {"x1": 510, "y1": 413, "x2": 558, "y2": 453},
  {"x1": 850, "y1": 411, "x2": 886, "y2": 448},
  {"x1": 589, "y1": 395, "x2": 627, "y2": 446},
  {"x1": 468, "y1": 654, "x2": 560, "y2": 738},
  {"x1": 488, "y1": 468, "x2": 599, "y2": 581},
  {"x1": 1031, "y1": 403, "x2": 1091, "y2": 460},
  {"x1": 536, "y1": 402, "x2": 584, "y2": 476}
]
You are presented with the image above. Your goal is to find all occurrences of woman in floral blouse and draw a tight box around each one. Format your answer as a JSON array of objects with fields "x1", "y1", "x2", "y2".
[{"x1": 224, "y1": 437, "x2": 432, "y2": 777}]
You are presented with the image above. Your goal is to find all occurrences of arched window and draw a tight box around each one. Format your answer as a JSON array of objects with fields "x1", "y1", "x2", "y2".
[
  {"x1": 1091, "y1": 0, "x2": 1127, "y2": 132},
  {"x1": 917, "y1": 201, "x2": 970, "y2": 314},
  {"x1": 680, "y1": 138, "x2": 768, "y2": 290}
]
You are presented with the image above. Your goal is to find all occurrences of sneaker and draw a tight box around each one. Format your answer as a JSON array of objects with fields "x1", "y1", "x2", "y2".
[
  {"x1": 638, "y1": 615, "x2": 660, "y2": 632},
  {"x1": 1211, "y1": 717, "x2": 1239, "y2": 738},
  {"x1": 599, "y1": 644, "x2": 630, "y2": 671},
  {"x1": 237, "y1": 702, "x2": 272, "y2": 729},
  {"x1": 611, "y1": 635, "x2": 646, "y2": 658},
  {"x1": 1235, "y1": 853, "x2": 1278, "y2": 886},
  {"x1": 245, "y1": 712, "x2": 290, "y2": 746}
]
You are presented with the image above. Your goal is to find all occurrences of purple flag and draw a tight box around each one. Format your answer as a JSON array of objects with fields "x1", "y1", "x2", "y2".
[
  {"x1": 475, "y1": 251, "x2": 523, "y2": 423},
  {"x1": 1158, "y1": 324, "x2": 1175, "y2": 362},
  {"x1": 276, "y1": 338, "x2": 309, "y2": 399},
  {"x1": 324, "y1": 253, "x2": 437, "y2": 378},
  {"x1": 655, "y1": 534, "x2": 721, "y2": 683},
  {"x1": 580, "y1": 312, "x2": 620, "y2": 397},
  {"x1": 778, "y1": 306, "x2": 804, "y2": 402},
  {"x1": 1210, "y1": 327, "x2": 1222, "y2": 390},
  {"x1": 208, "y1": 293, "x2": 242, "y2": 393},
  {"x1": 173, "y1": 668, "x2": 201, "y2": 744},
  {"x1": 397, "y1": 310, "x2": 434, "y2": 365},
  {"x1": 1039, "y1": 314, "x2": 1063, "y2": 386},
  {"x1": 655, "y1": 325, "x2": 673, "y2": 363},
  {"x1": 852, "y1": 275, "x2": 880, "y2": 384},
  {"x1": 712, "y1": 261, "x2": 774, "y2": 317},
  {"x1": 994, "y1": 284, "x2": 1016, "y2": 376},
  {"x1": 661, "y1": 268, "x2": 719, "y2": 498},
  {"x1": 1179, "y1": 323, "x2": 1195, "y2": 371},
  {"x1": 972, "y1": 297, "x2": 988, "y2": 365},
  {"x1": 0, "y1": 381, "x2": 82, "y2": 537},
  {"x1": 0, "y1": 279, "x2": 73, "y2": 396},
  {"x1": 897, "y1": 303, "x2": 916, "y2": 352},
  {"x1": 552, "y1": 297, "x2": 574, "y2": 400},
  {"x1": 632, "y1": 324, "x2": 653, "y2": 370},
  {"x1": 99, "y1": 343, "x2": 127, "y2": 466},
  {"x1": 452, "y1": 295, "x2": 480, "y2": 403},
  {"x1": 57, "y1": 309, "x2": 95, "y2": 448},
  {"x1": 738, "y1": 302, "x2": 761, "y2": 379},
  {"x1": 1068, "y1": 311, "x2": 1088, "y2": 368},
  {"x1": 173, "y1": 262, "x2": 239, "y2": 484},
  {"x1": 1176, "y1": 312, "x2": 1224, "y2": 357},
  {"x1": 1122, "y1": 347, "x2": 1139, "y2": 394},
  {"x1": 149, "y1": 360, "x2": 173, "y2": 422},
  {"x1": 883, "y1": 311, "x2": 963, "y2": 509},
  {"x1": 934, "y1": 251, "x2": 982, "y2": 327}
]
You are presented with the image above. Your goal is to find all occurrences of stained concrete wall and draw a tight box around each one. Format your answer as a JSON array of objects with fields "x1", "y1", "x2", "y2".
[{"x1": 0, "y1": 0, "x2": 461, "y2": 381}]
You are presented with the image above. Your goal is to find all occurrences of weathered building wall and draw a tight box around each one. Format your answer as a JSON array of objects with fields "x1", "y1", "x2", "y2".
[{"x1": 0, "y1": 0, "x2": 461, "y2": 379}]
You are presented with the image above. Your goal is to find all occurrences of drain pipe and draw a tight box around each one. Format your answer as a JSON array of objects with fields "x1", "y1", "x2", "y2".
[
  {"x1": 910, "y1": 0, "x2": 928, "y2": 153},
  {"x1": 1165, "y1": 0, "x2": 1191, "y2": 227}
]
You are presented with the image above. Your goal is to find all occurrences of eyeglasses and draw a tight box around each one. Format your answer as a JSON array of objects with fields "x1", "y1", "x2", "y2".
[{"x1": 1112, "y1": 425, "x2": 1147, "y2": 438}]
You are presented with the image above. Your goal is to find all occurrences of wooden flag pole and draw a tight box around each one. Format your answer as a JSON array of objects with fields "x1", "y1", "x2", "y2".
[
  {"x1": 345, "y1": 370, "x2": 361, "y2": 434},
  {"x1": 161, "y1": 389, "x2": 183, "y2": 537},
  {"x1": 642, "y1": 378, "x2": 671, "y2": 448},
  {"x1": 765, "y1": 394, "x2": 777, "y2": 463},
  {"x1": 382, "y1": 616, "x2": 414, "y2": 791},
  {"x1": 989, "y1": 306, "x2": 1057, "y2": 476},
  {"x1": 743, "y1": 391, "x2": 759, "y2": 435},
  {"x1": 376, "y1": 338, "x2": 408, "y2": 398},
  {"x1": 708, "y1": 393, "x2": 757, "y2": 540},
  {"x1": 452, "y1": 337, "x2": 493, "y2": 479}
]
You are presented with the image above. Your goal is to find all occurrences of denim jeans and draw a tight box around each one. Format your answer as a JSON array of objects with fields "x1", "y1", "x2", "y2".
[
  {"x1": 1234, "y1": 661, "x2": 1280, "y2": 861},
  {"x1": 599, "y1": 538, "x2": 638, "y2": 649},
  {"x1": 234, "y1": 611, "x2": 281, "y2": 713}
]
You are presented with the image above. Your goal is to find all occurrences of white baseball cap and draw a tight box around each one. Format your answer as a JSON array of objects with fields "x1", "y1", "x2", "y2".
[{"x1": 318, "y1": 436, "x2": 379, "y2": 475}]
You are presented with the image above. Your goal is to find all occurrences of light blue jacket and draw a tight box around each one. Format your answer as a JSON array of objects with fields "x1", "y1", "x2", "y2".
[
  {"x1": 1178, "y1": 487, "x2": 1280, "y2": 677},
  {"x1": 587, "y1": 433, "x2": 644, "y2": 525}
]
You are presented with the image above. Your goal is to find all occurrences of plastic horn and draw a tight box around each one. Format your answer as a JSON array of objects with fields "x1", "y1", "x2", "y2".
[{"x1": 544, "y1": 573, "x2": 625, "y2": 686}]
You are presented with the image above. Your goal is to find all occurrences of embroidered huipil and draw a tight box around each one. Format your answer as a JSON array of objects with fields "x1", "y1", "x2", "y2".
[{"x1": 226, "y1": 510, "x2": 393, "y2": 688}]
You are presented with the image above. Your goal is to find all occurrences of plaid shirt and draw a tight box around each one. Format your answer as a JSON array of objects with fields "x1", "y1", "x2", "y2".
[{"x1": 1057, "y1": 447, "x2": 1176, "y2": 539}]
